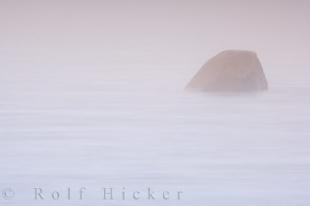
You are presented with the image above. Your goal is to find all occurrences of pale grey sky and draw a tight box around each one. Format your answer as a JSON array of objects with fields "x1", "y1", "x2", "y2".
[{"x1": 1, "y1": 0, "x2": 309, "y2": 71}]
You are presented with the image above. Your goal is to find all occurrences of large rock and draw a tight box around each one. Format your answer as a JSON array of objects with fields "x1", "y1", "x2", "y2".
[{"x1": 186, "y1": 50, "x2": 268, "y2": 92}]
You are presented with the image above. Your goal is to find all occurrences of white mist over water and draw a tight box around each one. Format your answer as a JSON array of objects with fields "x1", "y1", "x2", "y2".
[
  {"x1": 1, "y1": 1, "x2": 310, "y2": 205},
  {"x1": 1, "y1": 56, "x2": 310, "y2": 205}
]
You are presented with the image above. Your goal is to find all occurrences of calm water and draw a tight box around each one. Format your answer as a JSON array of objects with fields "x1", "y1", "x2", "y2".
[{"x1": 0, "y1": 65, "x2": 310, "y2": 205}]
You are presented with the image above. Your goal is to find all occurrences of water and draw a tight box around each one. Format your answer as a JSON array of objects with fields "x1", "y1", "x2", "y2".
[{"x1": 0, "y1": 64, "x2": 310, "y2": 205}]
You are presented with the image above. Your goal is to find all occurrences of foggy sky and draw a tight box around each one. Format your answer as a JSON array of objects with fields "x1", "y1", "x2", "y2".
[{"x1": 1, "y1": 0, "x2": 310, "y2": 71}]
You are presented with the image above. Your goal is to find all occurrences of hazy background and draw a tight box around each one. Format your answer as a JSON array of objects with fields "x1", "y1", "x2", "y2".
[
  {"x1": 1, "y1": 0, "x2": 310, "y2": 91},
  {"x1": 1, "y1": 1, "x2": 310, "y2": 206}
]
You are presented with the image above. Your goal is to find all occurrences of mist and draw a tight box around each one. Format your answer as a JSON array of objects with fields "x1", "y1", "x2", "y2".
[
  {"x1": 1, "y1": 0, "x2": 310, "y2": 91},
  {"x1": 1, "y1": 1, "x2": 310, "y2": 206}
]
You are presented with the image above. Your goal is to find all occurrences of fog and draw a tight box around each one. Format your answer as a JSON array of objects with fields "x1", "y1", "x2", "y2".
[
  {"x1": 1, "y1": 1, "x2": 310, "y2": 206},
  {"x1": 1, "y1": 0, "x2": 310, "y2": 86}
]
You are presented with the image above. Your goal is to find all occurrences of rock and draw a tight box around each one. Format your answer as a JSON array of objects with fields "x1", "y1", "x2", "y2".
[{"x1": 186, "y1": 50, "x2": 268, "y2": 92}]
